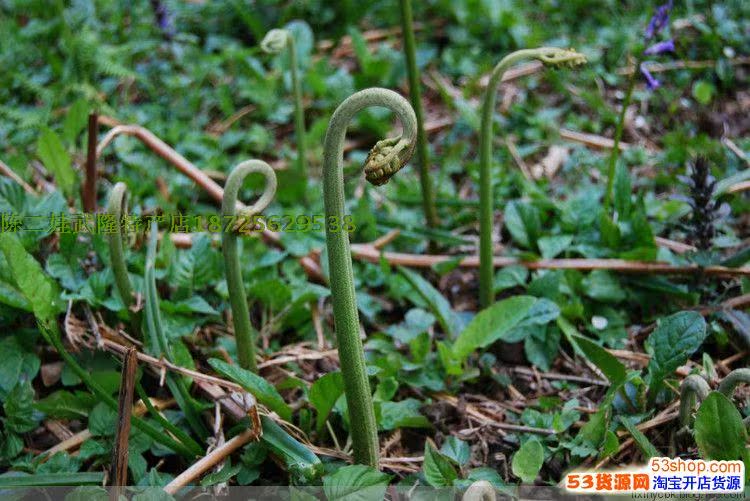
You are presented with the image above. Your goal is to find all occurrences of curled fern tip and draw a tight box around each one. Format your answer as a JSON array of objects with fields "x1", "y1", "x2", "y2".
[
  {"x1": 364, "y1": 136, "x2": 414, "y2": 186},
  {"x1": 261, "y1": 29, "x2": 289, "y2": 54}
]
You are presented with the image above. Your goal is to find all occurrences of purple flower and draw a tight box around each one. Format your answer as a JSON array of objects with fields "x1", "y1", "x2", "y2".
[
  {"x1": 645, "y1": 1, "x2": 673, "y2": 40},
  {"x1": 149, "y1": 0, "x2": 175, "y2": 39},
  {"x1": 640, "y1": 63, "x2": 661, "y2": 90},
  {"x1": 644, "y1": 39, "x2": 675, "y2": 55}
]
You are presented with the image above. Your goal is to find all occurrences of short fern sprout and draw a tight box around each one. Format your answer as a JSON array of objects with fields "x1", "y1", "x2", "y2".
[
  {"x1": 364, "y1": 136, "x2": 415, "y2": 186},
  {"x1": 221, "y1": 160, "x2": 277, "y2": 372},
  {"x1": 477, "y1": 47, "x2": 587, "y2": 309},
  {"x1": 261, "y1": 27, "x2": 308, "y2": 184}
]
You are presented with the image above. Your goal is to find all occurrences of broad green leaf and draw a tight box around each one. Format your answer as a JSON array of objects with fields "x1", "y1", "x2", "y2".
[
  {"x1": 571, "y1": 334, "x2": 627, "y2": 387},
  {"x1": 37, "y1": 127, "x2": 76, "y2": 197},
  {"x1": 323, "y1": 464, "x2": 391, "y2": 501},
  {"x1": 582, "y1": 270, "x2": 626, "y2": 303},
  {"x1": 399, "y1": 266, "x2": 461, "y2": 338},
  {"x1": 618, "y1": 417, "x2": 659, "y2": 459},
  {"x1": 452, "y1": 296, "x2": 536, "y2": 359},
  {"x1": 694, "y1": 391, "x2": 747, "y2": 461},
  {"x1": 504, "y1": 200, "x2": 541, "y2": 250},
  {"x1": 309, "y1": 371, "x2": 344, "y2": 433},
  {"x1": 537, "y1": 235, "x2": 573, "y2": 259},
  {"x1": 422, "y1": 442, "x2": 458, "y2": 487},
  {"x1": 440, "y1": 436, "x2": 470, "y2": 466},
  {"x1": 511, "y1": 439, "x2": 544, "y2": 484},
  {"x1": 209, "y1": 358, "x2": 292, "y2": 421},
  {"x1": 646, "y1": 311, "x2": 707, "y2": 400},
  {"x1": 3, "y1": 379, "x2": 37, "y2": 433},
  {"x1": 377, "y1": 399, "x2": 431, "y2": 430},
  {"x1": 34, "y1": 391, "x2": 93, "y2": 419},
  {"x1": 0, "y1": 232, "x2": 62, "y2": 322}
]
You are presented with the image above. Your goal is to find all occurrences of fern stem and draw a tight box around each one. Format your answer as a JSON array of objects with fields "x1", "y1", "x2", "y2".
[
  {"x1": 221, "y1": 160, "x2": 277, "y2": 371},
  {"x1": 323, "y1": 88, "x2": 417, "y2": 467},
  {"x1": 107, "y1": 182, "x2": 141, "y2": 337},
  {"x1": 717, "y1": 368, "x2": 750, "y2": 398},
  {"x1": 398, "y1": 0, "x2": 438, "y2": 235},
  {"x1": 478, "y1": 48, "x2": 586, "y2": 308},
  {"x1": 678, "y1": 374, "x2": 710, "y2": 428}
]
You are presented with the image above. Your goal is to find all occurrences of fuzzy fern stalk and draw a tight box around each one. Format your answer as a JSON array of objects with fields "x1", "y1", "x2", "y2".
[
  {"x1": 323, "y1": 88, "x2": 417, "y2": 467},
  {"x1": 262, "y1": 29, "x2": 307, "y2": 182},
  {"x1": 107, "y1": 182, "x2": 141, "y2": 337},
  {"x1": 478, "y1": 48, "x2": 587, "y2": 308},
  {"x1": 678, "y1": 374, "x2": 710, "y2": 429},
  {"x1": 398, "y1": 0, "x2": 438, "y2": 235},
  {"x1": 221, "y1": 160, "x2": 277, "y2": 372}
]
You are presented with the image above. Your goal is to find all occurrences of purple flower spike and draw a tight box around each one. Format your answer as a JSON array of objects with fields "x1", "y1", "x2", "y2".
[
  {"x1": 645, "y1": 0, "x2": 673, "y2": 40},
  {"x1": 644, "y1": 39, "x2": 675, "y2": 55},
  {"x1": 640, "y1": 63, "x2": 661, "y2": 90}
]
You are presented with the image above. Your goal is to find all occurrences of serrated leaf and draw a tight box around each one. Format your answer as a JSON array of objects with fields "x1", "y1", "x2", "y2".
[
  {"x1": 440, "y1": 436, "x2": 470, "y2": 466},
  {"x1": 422, "y1": 442, "x2": 458, "y2": 487},
  {"x1": 0, "y1": 233, "x2": 62, "y2": 322},
  {"x1": 647, "y1": 312, "x2": 707, "y2": 401},
  {"x1": 209, "y1": 359, "x2": 292, "y2": 421},
  {"x1": 323, "y1": 464, "x2": 391, "y2": 501},
  {"x1": 3, "y1": 379, "x2": 37, "y2": 433}
]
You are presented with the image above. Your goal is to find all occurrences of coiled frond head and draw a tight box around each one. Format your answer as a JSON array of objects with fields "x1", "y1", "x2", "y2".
[
  {"x1": 536, "y1": 47, "x2": 587, "y2": 68},
  {"x1": 260, "y1": 29, "x2": 290, "y2": 54},
  {"x1": 363, "y1": 136, "x2": 415, "y2": 186}
]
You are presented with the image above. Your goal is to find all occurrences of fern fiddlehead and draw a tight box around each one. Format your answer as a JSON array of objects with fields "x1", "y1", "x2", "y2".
[
  {"x1": 678, "y1": 374, "x2": 711, "y2": 429},
  {"x1": 478, "y1": 48, "x2": 587, "y2": 308},
  {"x1": 262, "y1": 28, "x2": 307, "y2": 183},
  {"x1": 107, "y1": 182, "x2": 141, "y2": 337},
  {"x1": 221, "y1": 160, "x2": 277, "y2": 372},
  {"x1": 323, "y1": 88, "x2": 417, "y2": 467}
]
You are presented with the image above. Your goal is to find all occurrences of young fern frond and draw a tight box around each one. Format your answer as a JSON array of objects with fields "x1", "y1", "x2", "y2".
[
  {"x1": 323, "y1": 87, "x2": 417, "y2": 467},
  {"x1": 478, "y1": 47, "x2": 586, "y2": 308},
  {"x1": 262, "y1": 28, "x2": 307, "y2": 183},
  {"x1": 221, "y1": 160, "x2": 277, "y2": 372},
  {"x1": 107, "y1": 182, "x2": 141, "y2": 337},
  {"x1": 678, "y1": 374, "x2": 710, "y2": 429}
]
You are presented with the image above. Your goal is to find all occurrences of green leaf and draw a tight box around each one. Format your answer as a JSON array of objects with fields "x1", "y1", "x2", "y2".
[
  {"x1": 200, "y1": 460, "x2": 241, "y2": 486},
  {"x1": 537, "y1": 235, "x2": 573, "y2": 259},
  {"x1": 511, "y1": 439, "x2": 544, "y2": 484},
  {"x1": 309, "y1": 371, "x2": 344, "y2": 433},
  {"x1": 377, "y1": 399, "x2": 431, "y2": 430},
  {"x1": 618, "y1": 417, "x2": 659, "y2": 459},
  {"x1": 613, "y1": 163, "x2": 632, "y2": 217},
  {"x1": 62, "y1": 99, "x2": 89, "y2": 143},
  {"x1": 323, "y1": 464, "x2": 391, "y2": 501},
  {"x1": 3, "y1": 379, "x2": 37, "y2": 433},
  {"x1": 0, "y1": 472, "x2": 105, "y2": 487},
  {"x1": 440, "y1": 436, "x2": 470, "y2": 466},
  {"x1": 209, "y1": 359, "x2": 292, "y2": 421},
  {"x1": 582, "y1": 271, "x2": 626, "y2": 303},
  {"x1": 692, "y1": 80, "x2": 715, "y2": 105},
  {"x1": 88, "y1": 402, "x2": 117, "y2": 437},
  {"x1": 422, "y1": 442, "x2": 458, "y2": 487},
  {"x1": 0, "y1": 233, "x2": 62, "y2": 322},
  {"x1": 646, "y1": 311, "x2": 707, "y2": 400},
  {"x1": 571, "y1": 334, "x2": 627, "y2": 387},
  {"x1": 452, "y1": 296, "x2": 536, "y2": 359},
  {"x1": 399, "y1": 266, "x2": 461, "y2": 338},
  {"x1": 494, "y1": 265, "x2": 528, "y2": 293},
  {"x1": 37, "y1": 127, "x2": 76, "y2": 197},
  {"x1": 694, "y1": 391, "x2": 748, "y2": 461},
  {"x1": 504, "y1": 200, "x2": 541, "y2": 250}
]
